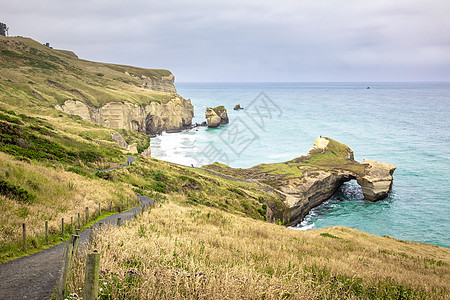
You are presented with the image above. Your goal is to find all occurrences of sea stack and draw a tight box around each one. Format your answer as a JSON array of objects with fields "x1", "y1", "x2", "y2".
[
  {"x1": 205, "y1": 106, "x2": 229, "y2": 128},
  {"x1": 357, "y1": 159, "x2": 397, "y2": 201},
  {"x1": 233, "y1": 104, "x2": 244, "y2": 110}
]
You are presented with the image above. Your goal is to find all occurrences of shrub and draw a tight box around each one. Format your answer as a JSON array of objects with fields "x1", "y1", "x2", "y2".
[{"x1": 0, "y1": 180, "x2": 36, "y2": 203}]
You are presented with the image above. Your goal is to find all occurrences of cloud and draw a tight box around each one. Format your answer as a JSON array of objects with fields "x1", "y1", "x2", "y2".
[{"x1": 1, "y1": 0, "x2": 449, "y2": 81}]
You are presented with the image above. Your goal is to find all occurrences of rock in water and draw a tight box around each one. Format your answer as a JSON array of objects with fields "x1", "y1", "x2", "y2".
[
  {"x1": 357, "y1": 159, "x2": 397, "y2": 201},
  {"x1": 205, "y1": 106, "x2": 229, "y2": 128},
  {"x1": 233, "y1": 104, "x2": 244, "y2": 110},
  {"x1": 205, "y1": 108, "x2": 221, "y2": 128}
]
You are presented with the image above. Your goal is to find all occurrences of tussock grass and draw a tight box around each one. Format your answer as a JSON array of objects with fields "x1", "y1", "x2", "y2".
[
  {"x1": 0, "y1": 152, "x2": 136, "y2": 261},
  {"x1": 68, "y1": 200, "x2": 450, "y2": 299}
]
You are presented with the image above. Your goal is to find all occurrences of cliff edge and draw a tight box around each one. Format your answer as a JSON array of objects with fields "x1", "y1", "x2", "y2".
[
  {"x1": 0, "y1": 35, "x2": 194, "y2": 135},
  {"x1": 203, "y1": 137, "x2": 396, "y2": 226}
]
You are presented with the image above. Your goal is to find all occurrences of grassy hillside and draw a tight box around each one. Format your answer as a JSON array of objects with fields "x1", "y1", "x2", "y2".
[
  {"x1": 0, "y1": 36, "x2": 449, "y2": 299},
  {"x1": 69, "y1": 201, "x2": 450, "y2": 299},
  {"x1": 0, "y1": 35, "x2": 175, "y2": 109}
]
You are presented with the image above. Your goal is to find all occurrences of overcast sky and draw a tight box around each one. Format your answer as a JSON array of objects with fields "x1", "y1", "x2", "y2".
[{"x1": 2, "y1": 0, "x2": 450, "y2": 82}]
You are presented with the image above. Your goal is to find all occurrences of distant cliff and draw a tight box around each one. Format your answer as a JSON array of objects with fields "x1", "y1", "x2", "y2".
[
  {"x1": 0, "y1": 36, "x2": 194, "y2": 135},
  {"x1": 56, "y1": 96, "x2": 194, "y2": 135}
]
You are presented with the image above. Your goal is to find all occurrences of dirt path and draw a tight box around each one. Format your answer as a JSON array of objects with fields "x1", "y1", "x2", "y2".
[
  {"x1": 99, "y1": 155, "x2": 136, "y2": 172},
  {"x1": 0, "y1": 156, "x2": 153, "y2": 300}
]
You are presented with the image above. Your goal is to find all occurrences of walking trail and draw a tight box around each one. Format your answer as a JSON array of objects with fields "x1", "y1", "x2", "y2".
[{"x1": 0, "y1": 156, "x2": 153, "y2": 300}]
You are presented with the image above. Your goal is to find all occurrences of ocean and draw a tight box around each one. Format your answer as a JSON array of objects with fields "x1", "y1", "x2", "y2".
[{"x1": 151, "y1": 82, "x2": 450, "y2": 248}]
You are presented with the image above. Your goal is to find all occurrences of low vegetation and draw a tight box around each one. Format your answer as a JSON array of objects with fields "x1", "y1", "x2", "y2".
[{"x1": 68, "y1": 201, "x2": 450, "y2": 299}]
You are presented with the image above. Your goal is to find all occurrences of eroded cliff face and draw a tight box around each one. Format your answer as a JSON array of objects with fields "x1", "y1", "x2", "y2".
[
  {"x1": 274, "y1": 138, "x2": 396, "y2": 225},
  {"x1": 125, "y1": 72, "x2": 177, "y2": 93},
  {"x1": 279, "y1": 170, "x2": 356, "y2": 225},
  {"x1": 56, "y1": 96, "x2": 194, "y2": 135},
  {"x1": 203, "y1": 137, "x2": 396, "y2": 226}
]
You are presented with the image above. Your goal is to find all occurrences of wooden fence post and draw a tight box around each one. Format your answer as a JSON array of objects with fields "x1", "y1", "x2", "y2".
[
  {"x1": 89, "y1": 226, "x2": 94, "y2": 245},
  {"x1": 61, "y1": 218, "x2": 64, "y2": 236},
  {"x1": 22, "y1": 223, "x2": 26, "y2": 251},
  {"x1": 78, "y1": 213, "x2": 80, "y2": 229},
  {"x1": 83, "y1": 252, "x2": 100, "y2": 300},
  {"x1": 117, "y1": 217, "x2": 122, "y2": 226},
  {"x1": 45, "y1": 221, "x2": 49, "y2": 244},
  {"x1": 85, "y1": 207, "x2": 89, "y2": 224},
  {"x1": 98, "y1": 203, "x2": 101, "y2": 217},
  {"x1": 72, "y1": 234, "x2": 80, "y2": 255},
  {"x1": 71, "y1": 216, "x2": 74, "y2": 234},
  {"x1": 56, "y1": 235, "x2": 76, "y2": 300},
  {"x1": 120, "y1": 200, "x2": 122, "y2": 212},
  {"x1": 110, "y1": 201, "x2": 113, "y2": 213}
]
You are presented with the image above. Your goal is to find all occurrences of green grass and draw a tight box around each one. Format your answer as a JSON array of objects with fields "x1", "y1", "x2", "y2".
[
  {"x1": 205, "y1": 138, "x2": 366, "y2": 182},
  {"x1": 0, "y1": 109, "x2": 123, "y2": 171},
  {"x1": 0, "y1": 35, "x2": 176, "y2": 109}
]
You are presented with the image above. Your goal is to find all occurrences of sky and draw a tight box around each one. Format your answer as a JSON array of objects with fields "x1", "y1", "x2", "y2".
[{"x1": 2, "y1": 0, "x2": 450, "y2": 82}]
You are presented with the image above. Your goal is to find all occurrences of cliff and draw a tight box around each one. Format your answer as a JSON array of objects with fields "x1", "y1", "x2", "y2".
[
  {"x1": 204, "y1": 137, "x2": 396, "y2": 226},
  {"x1": 56, "y1": 96, "x2": 194, "y2": 135},
  {"x1": 0, "y1": 36, "x2": 194, "y2": 134}
]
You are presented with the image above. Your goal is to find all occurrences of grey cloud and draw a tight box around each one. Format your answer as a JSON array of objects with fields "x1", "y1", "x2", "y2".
[{"x1": 1, "y1": 0, "x2": 449, "y2": 81}]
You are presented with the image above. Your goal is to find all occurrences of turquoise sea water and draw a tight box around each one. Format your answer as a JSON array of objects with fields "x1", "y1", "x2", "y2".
[{"x1": 151, "y1": 82, "x2": 450, "y2": 248}]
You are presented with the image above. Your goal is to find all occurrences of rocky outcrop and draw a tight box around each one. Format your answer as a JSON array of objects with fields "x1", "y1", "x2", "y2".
[
  {"x1": 203, "y1": 137, "x2": 396, "y2": 226},
  {"x1": 357, "y1": 159, "x2": 396, "y2": 201},
  {"x1": 111, "y1": 132, "x2": 128, "y2": 148},
  {"x1": 56, "y1": 97, "x2": 194, "y2": 135},
  {"x1": 141, "y1": 145, "x2": 151, "y2": 156},
  {"x1": 205, "y1": 108, "x2": 221, "y2": 128},
  {"x1": 233, "y1": 104, "x2": 244, "y2": 110},
  {"x1": 276, "y1": 138, "x2": 396, "y2": 225},
  {"x1": 205, "y1": 106, "x2": 229, "y2": 128},
  {"x1": 111, "y1": 132, "x2": 138, "y2": 153},
  {"x1": 125, "y1": 72, "x2": 177, "y2": 93}
]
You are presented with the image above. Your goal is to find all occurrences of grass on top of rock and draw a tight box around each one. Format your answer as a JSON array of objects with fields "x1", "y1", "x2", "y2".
[
  {"x1": 210, "y1": 105, "x2": 226, "y2": 116},
  {"x1": 204, "y1": 138, "x2": 366, "y2": 182}
]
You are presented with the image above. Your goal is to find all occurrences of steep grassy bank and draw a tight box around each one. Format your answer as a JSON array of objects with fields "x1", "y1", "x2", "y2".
[
  {"x1": 0, "y1": 36, "x2": 175, "y2": 109},
  {"x1": 68, "y1": 200, "x2": 450, "y2": 299}
]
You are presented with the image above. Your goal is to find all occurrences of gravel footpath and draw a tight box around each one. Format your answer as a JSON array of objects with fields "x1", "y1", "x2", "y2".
[{"x1": 0, "y1": 155, "x2": 154, "y2": 300}]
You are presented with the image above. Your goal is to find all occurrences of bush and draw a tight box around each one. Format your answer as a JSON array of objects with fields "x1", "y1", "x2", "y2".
[{"x1": 0, "y1": 180, "x2": 36, "y2": 203}]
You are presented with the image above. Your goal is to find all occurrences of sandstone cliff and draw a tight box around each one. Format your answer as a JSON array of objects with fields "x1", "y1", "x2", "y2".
[
  {"x1": 125, "y1": 71, "x2": 177, "y2": 93},
  {"x1": 56, "y1": 96, "x2": 194, "y2": 135},
  {"x1": 203, "y1": 137, "x2": 396, "y2": 226},
  {"x1": 205, "y1": 106, "x2": 229, "y2": 128}
]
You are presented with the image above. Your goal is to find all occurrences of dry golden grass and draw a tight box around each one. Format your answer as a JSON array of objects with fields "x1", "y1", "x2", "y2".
[
  {"x1": 68, "y1": 198, "x2": 450, "y2": 299},
  {"x1": 0, "y1": 151, "x2": 135, "y2": 248}
]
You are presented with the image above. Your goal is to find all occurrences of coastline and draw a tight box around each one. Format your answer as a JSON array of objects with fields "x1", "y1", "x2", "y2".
[{"x1": 153, "y1": 82, "x2": 450, "y2": 248}]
